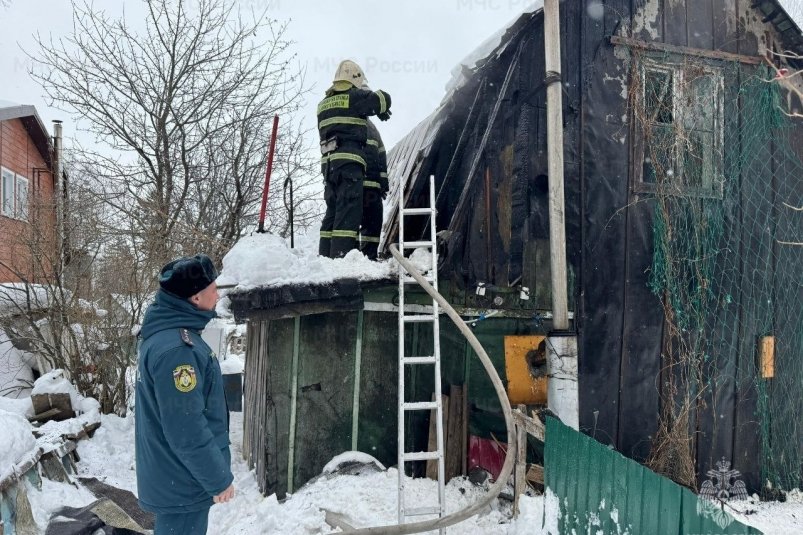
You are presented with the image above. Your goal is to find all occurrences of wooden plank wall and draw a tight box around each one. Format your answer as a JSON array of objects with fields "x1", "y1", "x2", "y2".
[
  {"x1": 243, "y1": 318, "x2": 295, "y2": 498},
  {"x1": 580, "y1": 0, "x2": 793, "y2": 489}
]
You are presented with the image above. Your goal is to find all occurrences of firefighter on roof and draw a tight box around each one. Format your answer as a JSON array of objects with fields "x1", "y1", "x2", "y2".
[
  {"x1": 360, "y1": 116, "x2": 388, "y2": 260},
  {"x1": 317, "y1": 59, "x2": 392, "y2": 258}
]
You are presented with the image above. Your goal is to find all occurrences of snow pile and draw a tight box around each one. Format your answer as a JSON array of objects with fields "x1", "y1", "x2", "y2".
[
  {"x1": 26, "y1": 478, "x2": 97, "y2": 532},
  {"x1": 0, "y1": 394, "x2": 34, "y2": 418},
  {"x1": 0, "y1": 282, "x2": 51, "y2": 316},
  {"x1": 75, "y1": 413, "x2": 137, "y2": 492},
  {"x1": 31, "y1": 369, "x2": 83, "y2": 410},
  {"x1": 30, "y1": 369, "x2": 101, "y2": 449},
  {"x1": 729, "y1": 490, "x2": 803, "y2": 534},
  {"x1": 511, "y1": 488, "x2": 560, "y2": 534},
  {"x1": 787, "y1": 488, "x2": 803, "y2": 503},
  {"x1": 0, "y1": 327, "x2": 36, "y2": 398},
  {"x1": 209, "y1": 460, "x2": 519, "y2": 534},
  {"x1": 216, "y1": 295, "x2": 234, "y2": 318},
  {"x1": 203, "y1": 317, "x2": 246, "y2": 374},
  {"x1": 218, "y1": 232, "x2": 397, "y2": 291},
  {"x1": 322, "y1": 451, "x2": 386, "y2": 474},
  {"x1": 220, "y1": 355, "x2": 244, "y2": 375},
  {"x1": 408, "y1": 247, "x2": 433, "y2": 273},
  {"x1": 0, "y1": 408, "x2": 36, "y2": 476}
]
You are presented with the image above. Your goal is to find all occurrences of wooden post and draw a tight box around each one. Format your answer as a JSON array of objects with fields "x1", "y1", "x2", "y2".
[
  {"x1": 514, "y1": 404, "x2": 527, "y2": 517},
  {"x1": 426, "y1": 393, "x2": 449, "y2": 480},
  {"x1": 445, "y1": 385, "x2": 464, "y2": 481},
  {"x1": 461, "y1": 380, "x2": 469, "y2": 476},
  {"x1": 544, "y1": 0, "x2": 569, "y2": 331},
  {"x1": 287, "y1": 316, "x2": 301, "y2": 493},
  {"x1": 352, "y1": 310, "x2": 364, "y2": 450}
]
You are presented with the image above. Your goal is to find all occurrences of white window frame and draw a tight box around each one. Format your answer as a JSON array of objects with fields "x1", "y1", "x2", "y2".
[
  {"x1": 635, "y1": 58, "x2": 725, "y2": 199},
  {"x1": 1, "y1": 166, "x2": 15, "y2": 217},
  {"x1": 15, "y1": 174, "x2": 29, "y2": 221}
]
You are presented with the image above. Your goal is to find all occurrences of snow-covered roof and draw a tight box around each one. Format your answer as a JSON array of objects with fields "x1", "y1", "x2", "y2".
[
  {"x1": 0, "y1": 102, "x2": 54, "y2": 167},
  {"x1": 218, "y1": 232, "x2": 397, "y2": 291}
]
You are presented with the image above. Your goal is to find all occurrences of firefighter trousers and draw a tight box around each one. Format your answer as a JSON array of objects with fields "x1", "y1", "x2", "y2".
[
  {"x1": 319, "y1": 163, "x2": 364, "y2": 258},
  {"x1": 360, "y1": 185, "x2": 384, "y2": 260}
]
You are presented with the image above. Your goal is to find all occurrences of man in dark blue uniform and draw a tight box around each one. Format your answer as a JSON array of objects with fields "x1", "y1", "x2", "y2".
[
  {"x1": 360, "y1": 117, "x2": 389, "y2": 260},
  {"x1": 318, "y1": 59, "x2": 391, "y2": 258},
  {"x1": 135, "y1": 254, "x2": 233, "y2": 535}
]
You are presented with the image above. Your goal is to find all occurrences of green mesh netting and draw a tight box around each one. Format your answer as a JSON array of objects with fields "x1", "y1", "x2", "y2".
[{"x1": 641, "y1": 61, "x2": 803, "y2": 493}]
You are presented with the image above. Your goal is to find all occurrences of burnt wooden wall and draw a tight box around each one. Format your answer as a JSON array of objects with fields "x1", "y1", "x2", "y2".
[
  {"x1": 574, "y1": 0, "x2": 801, "y2": 492},
  {"x1": 396, "y1": 0, "x2": 802, "y2": 491}
]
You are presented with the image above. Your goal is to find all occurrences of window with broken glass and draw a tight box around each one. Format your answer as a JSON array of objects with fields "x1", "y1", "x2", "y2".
[{"x1": 636, "y1": 59, "x2": 724, "y2": 198}]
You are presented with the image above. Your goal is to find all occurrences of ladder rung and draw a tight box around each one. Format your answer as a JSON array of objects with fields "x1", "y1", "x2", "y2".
[
  {"x1": 403, "y1": 401, "x2": 438, "y2": 411},
  {"x1": 402, "y1": 315, "x2": 437, "y2": 323},
  {"x1": 402, "y1": 275, "x2": 436, "y2": 284},
  {"x1": 402, "y1": 356, "x2": 437, "y2": 365},
  {"x1": 404, "y1": 506, "x2": 442, "y2": 517},
  {"x1": 402, "y1": 451, "x2": 442, "y2": 462},
  {"x1": 401, "y1": 241, "x2": 433, "y2": 249},
  {"x1": 402, "y1": 207, "x2": 434, "y2": 216}
]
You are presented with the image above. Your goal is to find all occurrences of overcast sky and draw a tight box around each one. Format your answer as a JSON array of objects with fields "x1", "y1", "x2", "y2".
[
  {"x1": 0, "y1": 0, "x2": 535, "y2": 152},
  {"x1": 3, "y1": 0, "x2": 801, "y2": 152}
]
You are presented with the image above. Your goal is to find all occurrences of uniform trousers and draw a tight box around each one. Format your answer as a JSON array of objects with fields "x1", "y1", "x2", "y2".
[
  {"x1": 319, "y1": 163, "x2": 365, "y2": 258},
  {"x1": 154, "y1": 507, "x2": 210, "y2": 535},
  {"x1": 360, "y1": 185, "x2": 384, "y2": 260}
]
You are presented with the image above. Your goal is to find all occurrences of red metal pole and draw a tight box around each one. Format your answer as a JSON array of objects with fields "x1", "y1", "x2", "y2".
[{"x1": 257, "y1": 114, "x2": 280, "y2": 233}]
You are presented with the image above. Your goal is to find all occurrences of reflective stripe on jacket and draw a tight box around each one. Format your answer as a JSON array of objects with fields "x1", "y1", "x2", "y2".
[
  {"x1": 317, "y1": 86, "x2": 392, "y2": 174},
  {"x1": 365, "y1": 119, "x2": 389, "y2": 193}
]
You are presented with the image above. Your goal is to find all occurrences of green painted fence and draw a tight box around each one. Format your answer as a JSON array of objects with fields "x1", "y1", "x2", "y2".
[{"x1": 544, "y1": 418, "x2": 762, "y2": 535}]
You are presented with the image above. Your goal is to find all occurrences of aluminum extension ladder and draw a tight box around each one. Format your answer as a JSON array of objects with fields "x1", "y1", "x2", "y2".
[{"x1": 397, "y1": 175, "x2": 445, "y2": 530}]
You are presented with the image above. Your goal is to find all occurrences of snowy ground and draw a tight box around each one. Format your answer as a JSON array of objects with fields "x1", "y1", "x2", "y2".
[
  {"x1": 68, "y1": 412, "x2": 547, "y2": 534},
  {"x1": 13, "y1": 410, "x2": 802, "y2": 534}
]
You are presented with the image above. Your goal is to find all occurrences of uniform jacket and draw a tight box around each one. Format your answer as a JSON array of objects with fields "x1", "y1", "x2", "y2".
[
  {"x1": 365, "y1": 119, "x2": 389, "y2": 194},
  {"x1": 317, "y1": 85, "x2": 391, "y2": 174},
  {"x1": 135, "y1": 289, "x2": 233, "y2": 514}
]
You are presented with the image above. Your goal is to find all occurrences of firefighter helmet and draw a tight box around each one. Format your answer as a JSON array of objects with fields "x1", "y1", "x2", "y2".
[{"x1": 333, "y1": 60, "x2": 366, "y2": 86}]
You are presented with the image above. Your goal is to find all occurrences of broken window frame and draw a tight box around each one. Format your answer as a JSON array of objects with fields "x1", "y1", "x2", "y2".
[{"x1": 633, "y1": 57, "x2": 725, "y2": 199}]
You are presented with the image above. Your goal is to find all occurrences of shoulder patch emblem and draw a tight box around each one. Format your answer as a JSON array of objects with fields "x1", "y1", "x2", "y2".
[
  {"x1": 180, "y1": 328, "x2": 194, "y2": 346},
  {"x1": 173, "y1": 365, "x2": 197, "y2": 392}
]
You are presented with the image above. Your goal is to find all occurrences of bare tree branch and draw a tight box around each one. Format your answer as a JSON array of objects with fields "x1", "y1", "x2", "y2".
[{"x1": 28, "y1": 0, "x2": 320, "y2": 266}]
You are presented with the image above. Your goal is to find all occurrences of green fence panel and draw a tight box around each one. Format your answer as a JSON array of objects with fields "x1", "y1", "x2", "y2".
[
  {"x1": 624, "y1": 458, "x2": 645, "y2": 534},
  {"x1": 545, "y1": 417, "x2": 762, "y2": 535}
]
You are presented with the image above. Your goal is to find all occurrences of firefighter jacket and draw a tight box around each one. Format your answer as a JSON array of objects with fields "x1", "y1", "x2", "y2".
[
  {"x1": 135, "y1": 289, "x2": 232, "y2": 514},
  {"x1": 317, "y1": 84, "x2": 391, "y2": 175},
  {"x1": 365, "y1": 119, "x2": 389, "y2": 194}
]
